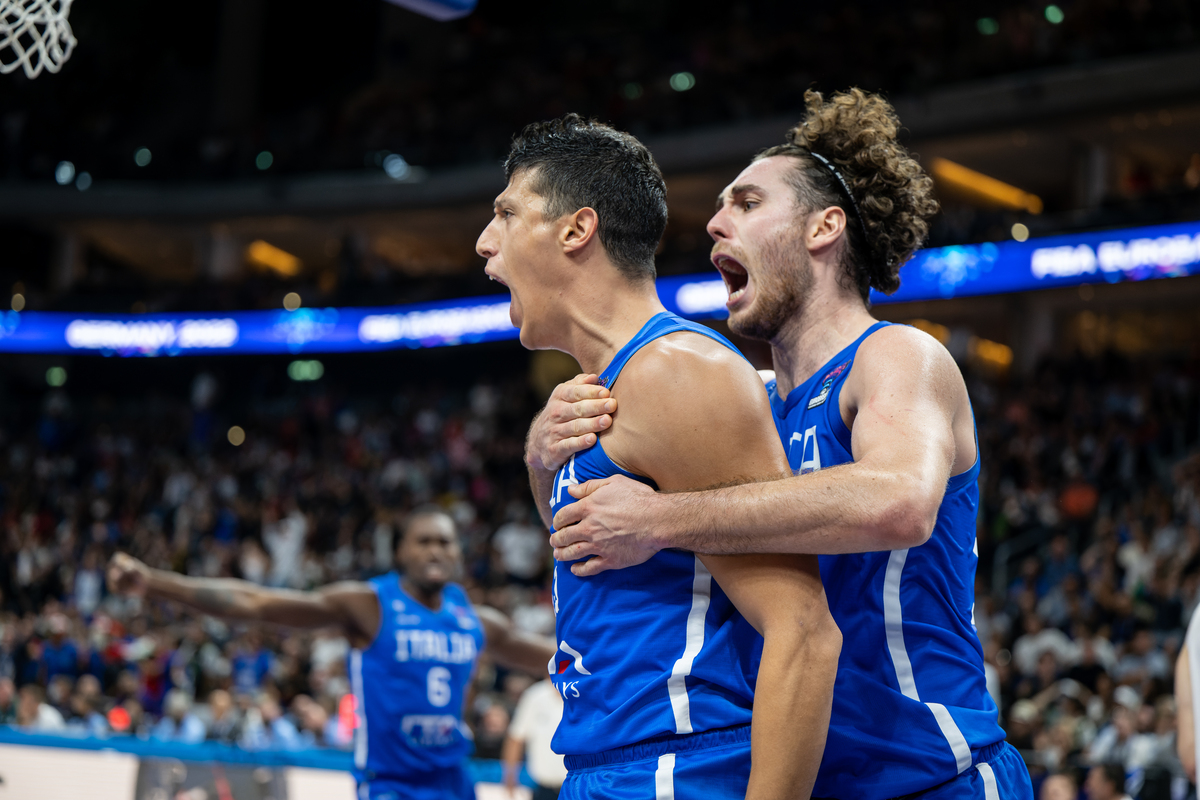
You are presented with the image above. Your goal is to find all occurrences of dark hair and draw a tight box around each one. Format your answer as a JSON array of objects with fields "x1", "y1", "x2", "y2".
[
  {"x1": 505, "y1": 113, "x2": 667, "y2": 281},
  {"x1": 1096, "y1": 763, "x2": 1126, "y2": 792},
  {"x1": 757, "y1": 88, "x2": 939, "y2": 303}
]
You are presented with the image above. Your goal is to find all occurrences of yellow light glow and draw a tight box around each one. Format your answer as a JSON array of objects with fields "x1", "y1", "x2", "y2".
[
  {"x1": 227, "y1": 426, "x2": 246, "y2": 446},
  {"x1": 906, "y1": 318, "x2": 951, "y2": 345},
  {"x1": 247, "y1": 240, "x2": 301, "y2": 277},
  {"x1": 930, "y1": 157, "x2": 1043, "y2": 214},
  {"x1": 969, "y1": 336, "x2": 1014, "y2": 371}
]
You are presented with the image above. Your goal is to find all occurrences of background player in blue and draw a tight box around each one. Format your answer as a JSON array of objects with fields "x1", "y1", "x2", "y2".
[
  {"x1": 475, "y1": 114, "x2": 841, "y2": 800},
  {"x1": 539, "y1": 90, "x2": 1035, "y2": 800},
  {"x1": 106, "y1": 508, "x2": 555, "y2": 800}
]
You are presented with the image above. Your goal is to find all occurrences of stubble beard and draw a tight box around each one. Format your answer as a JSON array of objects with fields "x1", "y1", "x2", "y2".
[{"x1": 727, "y1": 229, "x2": 813, "y2": 343}]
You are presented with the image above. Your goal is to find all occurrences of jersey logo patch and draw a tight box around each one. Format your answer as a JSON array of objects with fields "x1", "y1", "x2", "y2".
[{"x1": 807, "y1": 360, "x2": 851, "y2": 408}]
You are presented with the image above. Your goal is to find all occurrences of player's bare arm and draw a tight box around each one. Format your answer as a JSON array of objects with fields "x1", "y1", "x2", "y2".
[
  {"x1": 107, "y1": 552, "x2": 382, "y2": 647},
  {"x1": 475, "y1": 605, "x2": 557, "y2": 675},
  {"x1": 1177, "y1": 646, "x2": 1196, "y2": 781},
  {"x1": 108, "y1": 552, "x2": 556, "y2": 672},
  {"x1": 551, "y1": 325, "x2": 973, "y2": 571},
  {"x1": 602, "y1": 332, "x2": 840, "y2": 800},
  {"x1": 525, "y1": 373, "x2": 616, "y2": 528}
]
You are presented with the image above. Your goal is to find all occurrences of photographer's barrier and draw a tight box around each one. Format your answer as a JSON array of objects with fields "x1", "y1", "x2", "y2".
[{"x1": 0, "y1": 728, "x2": 534, "y2": 800}]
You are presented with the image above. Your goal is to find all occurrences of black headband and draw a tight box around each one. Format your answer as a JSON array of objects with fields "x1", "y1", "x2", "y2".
[{"x1": 806, "y1": 151, "x2": 873, "y2": 260}]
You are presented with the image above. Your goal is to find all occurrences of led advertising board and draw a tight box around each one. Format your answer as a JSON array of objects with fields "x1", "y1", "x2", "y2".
[{"x1": 2, "y1": 219, "x2": 1197, "y2": 356}]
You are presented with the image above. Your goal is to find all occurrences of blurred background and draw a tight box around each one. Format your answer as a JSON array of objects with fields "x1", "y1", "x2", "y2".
[{"x1": 1, "y1": 0, "x2": 1200, "y2": 798}]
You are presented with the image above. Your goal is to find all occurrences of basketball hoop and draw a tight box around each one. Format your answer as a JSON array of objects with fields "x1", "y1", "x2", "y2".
[{"x1": 0, "y1": 0, "x2": 76, "y2": 80}]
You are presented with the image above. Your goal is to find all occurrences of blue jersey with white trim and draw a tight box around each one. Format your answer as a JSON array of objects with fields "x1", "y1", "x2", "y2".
[
  {"x1": 350, "y1": 573, "x2": 485, "y2": 784},
  {"x1": 768, "y1": 321, "x2": 1004, "y2": 800},
  {"x1": 548, "y1": 311, "x2": 763, "y2": 756}
]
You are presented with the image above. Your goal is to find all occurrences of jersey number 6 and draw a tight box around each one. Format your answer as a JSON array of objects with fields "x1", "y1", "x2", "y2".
[{"x1": 427, "y1": 666, "x2": 452, "y2": 707}]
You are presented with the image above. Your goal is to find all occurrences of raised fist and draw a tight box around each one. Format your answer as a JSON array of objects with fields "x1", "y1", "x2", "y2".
[{"x1": 107, "y1": 552, "x2": 151, "y2": 597}]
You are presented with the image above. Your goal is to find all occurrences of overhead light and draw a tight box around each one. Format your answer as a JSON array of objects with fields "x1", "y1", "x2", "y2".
[
  {"x1": 256, "y1": 151, "x2": 274, "y2": 170},
  {"x1": 930, "y1": 157, "x2": 1043, "y2": 214},
  {"x1": 247, "y1": 240, "x2": 301, "y2": 277},
  {"x1": 134, "y1": 148, "x2": 152, "y2": 167},
  {"x1": 669, "y1": 72, "x2": 695, "y2": 92},
  {"x1": 283, "y1": 292, "x2": 302, "y2": 311}
]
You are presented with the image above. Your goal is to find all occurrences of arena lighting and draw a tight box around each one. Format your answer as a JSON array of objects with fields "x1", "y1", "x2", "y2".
[
  {"x1": 930, "y1": 157, "x2": 1044, "y2": 214},
  {"x1": 288, "y1": 359, "x2": 324, "y2": 381},
  {"x1": 134, "y1": 147, "x2": 151, "y2": 167},
  {"x1": 1, "y1": 219, "x2": 1198, "y2": 357},
  {"x1": 247, "y1": 240, "x2": 301, "y2": 278}
]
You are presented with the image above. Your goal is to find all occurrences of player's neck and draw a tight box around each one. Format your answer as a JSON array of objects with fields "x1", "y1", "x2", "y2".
[
  {"x1": 401, "y1": 576, "x2": 444, "y2": 612},
  {"x1": 558, "y1": 275, "x2": 666, "y2": 376},
  {"x1": 769, "y1": 284, "x2": 876, "y2": 397}
]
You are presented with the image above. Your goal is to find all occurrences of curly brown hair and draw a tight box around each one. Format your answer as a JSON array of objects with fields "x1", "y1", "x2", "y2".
[{"x1": 757, "y1": 88, "x2": 939, "y2": 302}]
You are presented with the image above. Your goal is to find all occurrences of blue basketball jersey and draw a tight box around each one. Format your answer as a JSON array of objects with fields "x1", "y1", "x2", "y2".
[
  {"x1": 768, "y1": 321, "x2": 1006, "y2": 800},
  {"x1": 349, "y1": 573, "x2": 485, "y2": 788},
  {"x1": 548, "y1": 311, "x2": 764, "y2": 756}
]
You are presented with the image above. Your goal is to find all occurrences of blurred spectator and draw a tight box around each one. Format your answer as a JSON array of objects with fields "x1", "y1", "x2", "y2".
[
  {"x1": 241, "y1": 693, "x2": 304, "y2": 751},
  {"x1": 151, "y1": 689, "x2": 206, "y2": 744},
  {"x1": 503, "y1": 678, "x2": 566, "y2": 800},
  {"x1": 473, "y1": 703, "x2": 511, "y2": 760},
  {"x1": 16, "y1": 683, "x2": 65, "y2": 731},
  {"x1": 1112, "y1": 627, "x2": 1170, "y2": 687},
  {"x1": 1039, "y1": 772, "x2": 1077, "y2": 800},
  {"x1": 291, "y1": 694, "x2": 351, "y2": 749},
  {"x1": 1083, "y1": 763, "x2": 1131, "y2": 800},
  {"x1": 40, "y1": 614, "x2": 79, "y2": 683},
  {"x1": 0, "y1": 676, "x2": 15, "y2": 724},
  {"x1": 1013, "y1": 615, "x2": 1074, "y2": 677},
  {"x1": 203, "y1": 689, "x2": 244, "y2": 744}
]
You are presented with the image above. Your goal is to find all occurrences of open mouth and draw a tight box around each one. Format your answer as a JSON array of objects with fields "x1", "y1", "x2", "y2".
[
  {"x1": 486, "y1": 269, "x2": 509, "y2": 288},
  {"x1": 713, "y1": 254, "x2": 749, "y2": 304}
]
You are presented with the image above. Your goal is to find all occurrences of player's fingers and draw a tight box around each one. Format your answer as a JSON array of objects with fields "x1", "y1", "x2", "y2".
[
  {"x1": 569, "y1": 398, "x2": 616, "y2": 420},
  {"x1": 561, "y1": 384, "x2": 611, "y2": 406},
  {"x1": 565, "y1": 413, "x2": 610, "y2": 437},
  {"x1": 552, "y1": 496, "x2": 590, "y2": 527},
  {"x1": 555, "y1": 542, "x2": 596, "y2": 562},
  {"x1": 548, "y1": 514, "x2": 588, "y2": 546},
  {"x1": 567, "y1": 478, "x2": 609, "y2": 499},
  {"x1": 549, "y1": 434, "x2": 598, "y2": 465},
  {"x1": 567, "y1": 373, "x2": 600, "y2": 386},
  {"x1": 572, "y1": 557, "x2": 610, "y2": 577}
]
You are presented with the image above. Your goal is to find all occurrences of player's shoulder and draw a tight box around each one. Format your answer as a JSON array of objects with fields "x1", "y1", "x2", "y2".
[
  {"x1": 857, "y1": 323, "x2": 960, "y2": 377},
  {"x1": 618, "y1": 329, "x2": 758, "y2": 397},
  {"x1": 851, "y1": 322, "x2": 967, "y2": 396}
]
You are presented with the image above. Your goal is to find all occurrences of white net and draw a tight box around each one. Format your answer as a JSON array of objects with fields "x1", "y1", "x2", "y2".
[{"x1": 0, "y1": 0, "x2": 75, "y2": 80}]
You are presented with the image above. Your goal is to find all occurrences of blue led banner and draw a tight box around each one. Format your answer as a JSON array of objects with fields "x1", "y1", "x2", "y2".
[{"x1": 1, "y1": 218, "x2": 1197, "y2": 357}]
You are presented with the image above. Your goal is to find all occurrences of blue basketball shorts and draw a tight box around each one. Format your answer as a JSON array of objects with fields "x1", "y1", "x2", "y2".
[
  {"x1": 906, "y1": 741, "x2": 1033, "y2": 800},
  {"x1": 561, "y1": 724, "x2": 751, "y2": 800},
  {"x1": 357, "y1": 763, "x2": 474, "y2": 800}
]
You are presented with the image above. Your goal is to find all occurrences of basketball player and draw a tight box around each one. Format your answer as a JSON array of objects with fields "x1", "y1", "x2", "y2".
[
  {"x1": 539, "y1": 90, "x2": 1035, "y2": 800},
  {"x1": 475, "y1": 114, "x2": 840, "y2": 800},
  {"x1": 107, "y1": 507, "x2": 554, "y2": 800}
]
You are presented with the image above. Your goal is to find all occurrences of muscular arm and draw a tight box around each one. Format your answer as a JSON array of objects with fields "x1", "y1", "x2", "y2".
[
  {"x1": 604, "y1": 334, "x2": 840, "y2": 800},
  {"x1": 525, "y1": 374, "x2": 615, "y2": 529},
  {"x1": 475, "y1": 605, "x2": 557, "y2": 676},
  {"x1": 552, "y1": 326, "x2": 973, "y2": 565},
  {"x1": 107, "y1": 553, "x2": 379, "y2": 647}
]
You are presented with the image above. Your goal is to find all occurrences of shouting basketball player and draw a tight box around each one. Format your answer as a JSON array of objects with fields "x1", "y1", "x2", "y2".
[
  {"x1": 108, "y1": 507, "x2": 554, "y2": 800},
  {"x1": 538, "y1": 90, "x2": 1035, "y2": 800},
  {"x1": 476, "y1": 115, "x2": 840, "y2": 800}
]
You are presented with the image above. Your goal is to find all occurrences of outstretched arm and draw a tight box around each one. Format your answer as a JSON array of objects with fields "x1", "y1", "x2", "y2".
[
  {"x1": 475, "y1": 605, "x2": 556, "y2": 676},
  {"x1": 603, "y1": 335, "x2": 839, "y2": 800},
  {"x1": 107, "y1": 553, "x2": 380, "y2": 647},
  {"x1": 525, "y1": 374, "x2": 615, "y2": 528},
  {"x1": 551, "y1": 326, "x2": 973, "y2": 571}
]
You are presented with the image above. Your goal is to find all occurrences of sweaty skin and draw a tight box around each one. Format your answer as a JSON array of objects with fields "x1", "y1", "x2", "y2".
[
  {"x1": 479, "y1": 162, "x2": 838, "y2": 800},
  {"x1": 536, "y1": 154, "x2": 977, "y2": 574},
  {"x1": 599, "y1": 329, "x2": 840, "y2": 800},
  {"x1": 106, "y1": 515, "x2": 554, "y2": 675}
]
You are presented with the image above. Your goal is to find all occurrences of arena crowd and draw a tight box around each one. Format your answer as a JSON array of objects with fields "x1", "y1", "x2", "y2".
[{"x1": 0, "y1": 348, "x2": 1198, "y2": 799}]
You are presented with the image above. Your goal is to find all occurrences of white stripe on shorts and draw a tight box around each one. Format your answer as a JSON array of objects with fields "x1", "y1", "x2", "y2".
[
  {"x1": 655, "y1": 753, "x2": 676, "y2": 800},
  {"x1": 667, "y1": 557, "x2": 712, "y2": 734},
  {"x1": 976, "y1": 762, "x2": 1000, "y2": 800}
]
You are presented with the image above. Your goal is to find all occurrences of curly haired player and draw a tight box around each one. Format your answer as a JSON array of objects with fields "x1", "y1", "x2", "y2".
[{"x1": 535, "y1": 89, "x2": 1035, "y2": 800}]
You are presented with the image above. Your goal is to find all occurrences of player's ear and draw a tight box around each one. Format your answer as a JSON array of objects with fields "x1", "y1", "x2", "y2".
[
  {"x1": 807, "y1": 205, "x2": 848, "y2": 254},
  {"x1": 561, "y1": 207, "x2": 599, "y2": 255}
]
